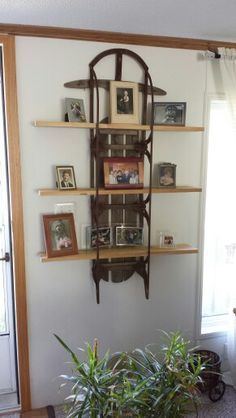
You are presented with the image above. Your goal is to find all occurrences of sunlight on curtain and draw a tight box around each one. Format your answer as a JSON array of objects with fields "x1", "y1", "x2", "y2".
[
  {"x1": 202, "y1": 99, "x2": 236, "y2": 320},
  {"x1": 202, "y1": 47, "x2": 236, "y2": 387}
]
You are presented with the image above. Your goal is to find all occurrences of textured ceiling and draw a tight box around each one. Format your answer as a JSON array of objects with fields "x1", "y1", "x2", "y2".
[{"x1": 0, "y1": 0, "x2": 236, "y2": 42}]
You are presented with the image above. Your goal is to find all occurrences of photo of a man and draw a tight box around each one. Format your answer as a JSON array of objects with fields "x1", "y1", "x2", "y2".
[{"x1": 56, "y1": 165, "x2": 76, "y2": 190}]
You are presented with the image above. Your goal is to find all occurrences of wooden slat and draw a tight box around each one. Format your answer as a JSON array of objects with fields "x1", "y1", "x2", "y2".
[
  {"x1": 0, "y1": 22, "x2": 236, "y2": 51},
  {"x1": 34, "y1": 120, "x2": 204, "y2": 132},
  {"x1": 38, "y1": 186, "x2": 202, "y2": 196},
  {"x1": 40, "y1": 244, "x2": 198, "y2": 262}
]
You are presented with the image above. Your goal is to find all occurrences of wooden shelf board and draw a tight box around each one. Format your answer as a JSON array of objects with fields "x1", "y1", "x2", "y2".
[
  {"x1": 34, "y1": 120, "x2": 204, "y2": 132},
  {"x1": 40, "y1": 244, "x2": 198, "y2": 262},
  {"x1": 38, "y1": 186, "x2": 202, "y2": 196}
]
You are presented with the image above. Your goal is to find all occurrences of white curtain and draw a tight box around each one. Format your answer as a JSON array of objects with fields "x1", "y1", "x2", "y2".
[{"x1": 209, "y1": 47, "x2": 236, "y2": 388}]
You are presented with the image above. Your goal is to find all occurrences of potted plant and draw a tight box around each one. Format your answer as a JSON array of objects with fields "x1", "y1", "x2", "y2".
[{"x1": 55, "y1": 331, "x2": 205, "y2": 417}]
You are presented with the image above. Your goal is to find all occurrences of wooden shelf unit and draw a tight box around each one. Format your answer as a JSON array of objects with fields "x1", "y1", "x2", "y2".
[
  {"x1": 40, "y1": 244, "x2": 198, "y2": 262},
  {"x1": 35, "y1": 48, "x2": 204, "y2": 303},
  {"x1": 38, "y1": 186, "x2": 202, "y2": 196},
  {"x1": 34, "y1": 120, "x2": 204, "y2": 132}
]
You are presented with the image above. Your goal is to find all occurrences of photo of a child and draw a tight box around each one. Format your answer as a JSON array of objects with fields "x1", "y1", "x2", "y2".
[{"x1": 157, "y1": 163, "x2": 176, "y2": 188}]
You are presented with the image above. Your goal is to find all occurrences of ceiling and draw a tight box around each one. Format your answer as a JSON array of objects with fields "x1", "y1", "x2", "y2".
[{"x1": 1, "y1": 0, "x2": 236, "y2": 43}]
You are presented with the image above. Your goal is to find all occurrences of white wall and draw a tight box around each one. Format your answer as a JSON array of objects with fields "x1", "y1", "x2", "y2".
[{"x1": 15, "y1": 37, "x2": 207, "y2": 407}]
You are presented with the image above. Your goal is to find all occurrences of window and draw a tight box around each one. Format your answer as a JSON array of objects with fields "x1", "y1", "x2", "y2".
[{"x1": 201, "y1": 97, "x2": 236, "y2": 334}]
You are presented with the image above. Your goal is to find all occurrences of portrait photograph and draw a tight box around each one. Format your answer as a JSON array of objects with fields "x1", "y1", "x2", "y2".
[
  {"x1": 103, "y1": 157, "x2": 144, "y2": 189},
  {"x1": 157, "y1": 162, "x2": 176, "y2": 188},
  {"x1": 116, "y1": 226, "x2": 144, "y2": 246},
  {"x1": 42, "y1": 213, "x2": 78, "y2": 258},
  {"x1": 65, "y1": 97, "x2": 87, "y2": 122},
  {"x1": 110, "y1": 81, "x2": 139, "y2": 124},
  {"x1": 153, "y1": 102, "x2": 186, "y2": 126},
  {"x1": 86, "y1": 226, "x2": 112, "y2": 249},
  {"x1": 56, "y1": 165, "x2": 77, "y2": 190}
]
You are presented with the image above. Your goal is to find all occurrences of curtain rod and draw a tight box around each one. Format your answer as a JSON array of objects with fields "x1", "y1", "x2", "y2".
[{"x1": 0, "y1": 22, "x2": 236, "y2": 51}]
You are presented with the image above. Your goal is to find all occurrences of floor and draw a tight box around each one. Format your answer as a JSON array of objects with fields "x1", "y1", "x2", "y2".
[{"x1": 0, "y1": 407, "x2": 49, "y2": 418}]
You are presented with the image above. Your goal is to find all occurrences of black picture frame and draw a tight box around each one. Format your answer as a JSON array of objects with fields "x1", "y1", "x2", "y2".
[
  {"x1": 86, "y1": 226, "x2": 112, "y2": 248},
  {"x1": 153, "y1": 102, "x2": 186, "y2": 126},
  {"x1": 157, "y1": 163, "x2": 177, "y2": 188}
]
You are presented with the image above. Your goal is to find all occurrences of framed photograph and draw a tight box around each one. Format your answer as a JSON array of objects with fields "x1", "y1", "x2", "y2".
[
  {"x1": 103, "y1": 157, "x2": 144, "y2": 189},
  {"x1": 42, "y1": 213, "x2": 78, "y2": 257},
  {"x1": 56, "y1": 166, "x2": 77, "y2": 190},
  {"x1": 110, "y1": 81, "x2": 139, "y2": 124},
  {"x1": 158, "y1": 230, "x2": 175, "y2": 247},
  {"x1": 116, "y1": 226, "x2": 144, "y2": 246},
  {"x1": 157, "y1": 162, "x2": 176, "y2": 188},
  {"x1": 86, "y1": 226, "x2": 112, "y2": 249},
  {"x1": 163, "y1": 234, "x2": 174, "y2": 247},
  {"x1": 65, "y1": 98, "x2": 86, "y2": 122},
  {"x1": 153, "y1": 102, "x2": 186, "y2": 126}
]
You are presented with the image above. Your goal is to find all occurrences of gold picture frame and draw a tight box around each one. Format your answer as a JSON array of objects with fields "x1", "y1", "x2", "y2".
[{"x1": 110, "y1": 81, "x2": 139, "y2": 124}]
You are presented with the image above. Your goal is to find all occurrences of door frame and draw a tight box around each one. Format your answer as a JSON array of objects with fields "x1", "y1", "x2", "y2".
[{"x1": 0, "y1": 34, "x2": 31, "y2": 412}]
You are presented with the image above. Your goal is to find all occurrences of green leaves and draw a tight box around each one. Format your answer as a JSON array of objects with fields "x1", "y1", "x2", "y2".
[{"x1": 55, "y1": 331, "x2": 205, "y2": 417}]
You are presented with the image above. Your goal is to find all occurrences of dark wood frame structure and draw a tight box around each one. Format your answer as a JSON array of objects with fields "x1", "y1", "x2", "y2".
[{"x1": 73, "y1": 47, "x2": 155, "y2": 303}]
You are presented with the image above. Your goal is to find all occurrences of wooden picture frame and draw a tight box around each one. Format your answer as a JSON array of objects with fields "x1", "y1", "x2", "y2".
[
  {"x1": 110, "y1": 81, "x2": 139, "y2": 124},
  {"x1": 56, "y1": 165, "x2": 77, "y2": 190},
  {"x1": 157, "y1": 162, "x2": 176, "y2": 188},
  {"x1": 116, "y1": 226, "x2": 144, "y2": 246},
  {"x1": 65, "y1": 97, "x2": 86, "y2": 122},
  {"x1": 42, "y1": 213, "x2": 78, "y2": 257},
  {"x1": 103, "y1": 157, "x2": 144, "y2": 189},
  {"x1": 154, "y1": 102, "x2": 186, "y2": 126}
]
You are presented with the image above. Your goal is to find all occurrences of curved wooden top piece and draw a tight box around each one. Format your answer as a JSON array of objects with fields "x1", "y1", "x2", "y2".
[{"x1": 64, "y1": 79, "x2": 166, "y2": 96}]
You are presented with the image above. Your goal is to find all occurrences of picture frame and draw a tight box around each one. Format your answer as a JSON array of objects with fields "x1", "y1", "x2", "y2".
[
  {"x1": 56, "y1": 165, "x2": 77, "y2": 190},
  {"x1": 42, "y1": 213, "x2": 78, "y2": 257},
  {"x1": 86, "y1": 226, "x2": 112, "y2": 249},
  {"x1": 153, "y1": 102, "x2": 186, "y2": 126},
  {"x1": 110, "y1": 81, "x2": 139, "y2": 124},
  {"x1": 65, "y1": 98, "x2": 86, "y2": 122},
  {"x1": 157, "y1": 162, "x2": 176, "y2": 188},
  {"x1": 103, "y1": 157, "x2": 144, "y2": 189},
  {"x1": 158, "y1": 230, "x2": 175, "y2": 247},
  {"x1": 116, "y1": 226, "x2": 144, "y2": 246},
  {"x1": 163, "y1": 234, "x2": 175, "y2": 247}
]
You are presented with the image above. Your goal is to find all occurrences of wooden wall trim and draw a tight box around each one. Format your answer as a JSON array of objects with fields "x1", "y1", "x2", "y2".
[
  {"x1": 0, "y1": 34, "x2": 31, "y2": 412},
  {"x1": 0, "y1": 22, "x2": 236, "y2": 50}
]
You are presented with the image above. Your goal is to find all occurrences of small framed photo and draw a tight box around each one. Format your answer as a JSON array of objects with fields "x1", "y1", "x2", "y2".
[
  {"x1": 163, "y1": 234, "x2": 174, "y2": 247},
  {"x1": 116, "y1": 226, "x2": 144, "y2": 246},
  {"x1": 154, "y1": 102, "x2": 186, "y2": 126},
  {"x1": 86, "y1": 226, "x2": 112, "y2": 248},
  {"x1": 157, "y1": 162, "x2": 176, "y2": 188},
  {"x1": 110, "y1": 81, "x2": 139, "y2": 124},
  {"x1": 42, "y1": 213, "x2": 78, "y2": 257},
  {"x1": 56, "y1": 166, "x2": 77, "y2": 190},
  {"x1": 65, "y1": 98, "x2": 86, "y2": 122},
  {"x1": 158, "y1": 230, "x2": 175, "y2": 247},
  {"x1": 103, "y1": 157, "x2": 144, "y2": 189}
]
